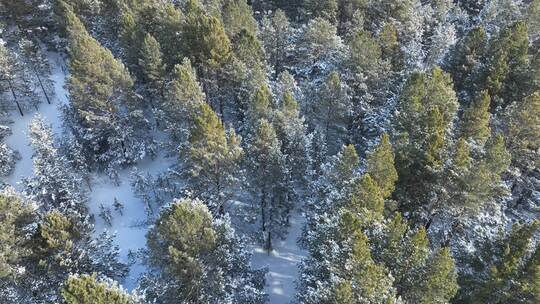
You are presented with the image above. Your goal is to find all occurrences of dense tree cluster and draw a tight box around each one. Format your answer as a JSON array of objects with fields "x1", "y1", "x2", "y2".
[{"x1": 0, "y1": 0, "x2": 539, "y2": 303}]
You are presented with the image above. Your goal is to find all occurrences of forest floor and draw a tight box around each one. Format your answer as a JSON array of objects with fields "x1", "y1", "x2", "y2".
[
  {"x1": 251, "y1": 210, "x2": 307, "y2": 304},
  {"x1": 2, "y1": 52, "x2": 307, "y2": 303}
]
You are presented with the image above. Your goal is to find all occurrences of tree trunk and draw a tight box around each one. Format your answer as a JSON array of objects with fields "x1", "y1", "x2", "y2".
[
  {"x1": 34, "y1": 67, "x2": 51, "y2": 104},
  {"x1": 261, "y1": 189, "x2": 267, "y2": 233},
  {"x1": 8, "y1": 80, "x2": 24, "y2": 116}
]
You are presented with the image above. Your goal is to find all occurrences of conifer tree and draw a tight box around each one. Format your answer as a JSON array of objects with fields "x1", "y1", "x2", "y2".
[
  {"x1": 366, "y1": 133, "x2": 398, "y2": 199},
  {"x1": 248, "y1": 84, "x2": 272, "y2": 124},
  {"x1": 507, "y1": 92, "x2": 540, "y2": 167},
  {"x1": 484, "y1": 21, "x2": 530, "y2": 109},
  {"x1": 304, "y1": 0, "x2": 338, "y2": 23},
  {"x1": 0, "y1": 190, "x2": 33, "y2": 279},
  {"x1": 155, "y1": 3, "x2": 184, "y2": 68},
  {"x1": 138, "y1": 33, "x2": 166, "y2": 104},
  {"x1": 379, "y1": 23, "x2": 403, "y2": 72},
  {"x1": 412, "y1": 247, "x2": 458, "y2": 304},
  {"x1": 247, "y1": 119, "x2": 289, "y2": 251},
  {"x1": 186, "y1": 103, "x2": 243, "y2": 213},
  {"x1": 0, "y1": 42, "x2": 37, "y2": 116},
  {"x1": 311, "y1": 71, "x2": 352, "y2": 154},
  {"x1": 274, "y1": 91, "x2": 310, "y2": 186},
  {"x1": 222, "y1": 0, "x2": 258, "y2": 38},
  {"x1": 23, "y1": 116, "x2": 87, "y2": 217},
  {"x1": 329, "y1": 144, "x2": 360, "y2": 190},
  {"x1": 62, "y1": 274, "x2": 133, "y2": 304},
  {"x1": 448, "y1": 26, "x2": 487, "y2": 94},
  {"x1": 160, "y1": 58, "x2": 205, "y2": 146},
  {"x1": 347, "y1": 174, "x2": 385, "y2": 221},
  {"x1": 395, "y1": 67, "x2": 458, "y2": 213},
  {"x1": 461, "y1": 90, "x2": 491, "y2": 145},
  {"x1": 60, "y1": 1, "x2": 148, "y2": 168},
  {"x1": 183, "y1": 0, "x2": 232, "y2": 69},
  {"x1": 145, "y1": 198, "x2": 265, "y2": 303},
  {"x1": 467, "y1": 221, "x2": 540, "y2": 303},
  {"x1": 338, "y1": 229, "x2": 398, "y2": 303},
  {"x1": 260, "y1": 9, "x2": 292, "y2": 79}
]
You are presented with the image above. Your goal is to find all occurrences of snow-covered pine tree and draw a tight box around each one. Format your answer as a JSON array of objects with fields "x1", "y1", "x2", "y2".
[
  {"x1": 60, "y1": 1, "x2": 151, "y2": 170},
  {"x1": 142, "y1": 198, "x2": 266, "y2": 303}
]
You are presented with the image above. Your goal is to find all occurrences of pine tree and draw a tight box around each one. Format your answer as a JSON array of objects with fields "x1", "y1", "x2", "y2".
[
  {"x1": 413, "y1": 247, "x2": 458, "y2": 304},
  {"x1": 366, "y1": 133, "x2": 398, "y2": 199},
  {"x1": 468, "y1": 221, "x2": 540, "y2": 303},
  {"x1": 0, "y1": 189, "x2": 33, "y2": 279},
  {"x1": 377, "y1": 22, "x2": 401, "y2": 67},
  {"x1": 484, "y1": 21, "x2": 530, "y2": 109},
  {"x1": 247, "y1": 84, "x2": 272, "y2": 124},
  {"x1": 247, "y1": 119, "x2": 289, "y2": 251},
  {"x1": 23, "y1": 116, "x2": 87, "y2": 217},
  {"x1": 0, "y1": 126, "x2": 18, "y2": 177},
  {"x1": 507, "y1": 92, "x2": 540, "y2": 168},
  {"x1": 329, "y1": 144, "x2": 360, "y2": 190},
  {"x1": 311, "y1": 72, "x2": 352, "y2": 154},
  {"x1": 146, "y1": 198, "x2": 216, "y2": 302},
  {"x1": 145, "y1": 198, "x2": 265, "y2": 303},
  {"x1": 461, "y1": 90, "x2": 491, "y2": 145},
  {"x1": 274, "y1": 91, "x2": 310, "y2": 186},
  {"x1": 395, "y1": 67, "x2": 458, "y2": 213},
  {"x1": 337, "y1": 0, "x2": 368, "y2": 36},
  {"x1": 448, "y1": 26, "x2": 487, "y2": 94},
  {"x1": 0, "y1": 42, "x2": 37, "y2": 116},
  {"x1": 183, "y1": 0, "x2": 232, "y2": 69},
  {"x1": 186, "y1": 103, "x2": 243, "y2": 213},
  {"x1": 304, "y1": 0, "x2": 338, "y2": 23},
  {"x1": 62, "y1": 274, "x2": 133, "y2": 304},
  {"x1": 260, "y1": 9, "x2": 293, "y2": 79},
  {"x1": 336, "y1": 223, "x2": 398, "y2": 303},
  {"x1": 60, "y1": 1, "x2": 148, "y2": 168},
  {"x1": 160, "y1": 58, "x2": 205, "y2": 146},
  {"x1": 24, "y1": 210, "x2": 127, "y2": 303},
  {"x1": 221, "y1": 0, "x2": 258, "y2": 38},
  {"x1": 347, "y1": 174, "x2": 385, "y2": 221},
  {"x1": 155, "y1": 3, "x2": 184, "y2": 68},
  {"x1": 138, "y1": 33, "x2": 166, "y2": 104}
]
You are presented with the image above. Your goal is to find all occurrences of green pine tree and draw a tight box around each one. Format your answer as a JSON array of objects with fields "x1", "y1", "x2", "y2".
[
  {"x1": 508, "y1": 92, "x2": 540, "y2": 167},
  {"x1": 347, "y1": 174, "x2": 385, "y2": 221},
  {"x1": 186, "y1": 103, "x2": 243, "y2": 212},
  {"x1": 138, "y1": 33, "x2": 166, "y2": 103},
  {"x1": 461, "y1": 90, "x2": 491, "y2": 145},
  {"x1": 62, "y1": 274, "x2": 132, "y2": 304},
  {"x1": 366, "y1": 133, "x2": 398, "y2": 199},
  {"x1": 0, "y1": 191, "x2": 33, "y2": 278},
  {"x1": 161, "y1": 58, "x2": 205, "y2": 144},
  {"x1": 147, "y1": 198, "x2": 217, "y2": 302}
]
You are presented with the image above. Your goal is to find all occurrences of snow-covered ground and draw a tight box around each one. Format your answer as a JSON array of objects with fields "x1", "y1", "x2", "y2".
[
  {"x1": 251, "y1": 210, "x2": 307, "y2": 304},
  {"x1": 2, "y1": 51, "x2": 308, "y2": 299},
  {"x1": 4, "y1": 52, "x2": 66, "y2": 190},
  {"x1": 87, "y1": 154, "x2": 175, "y2": 289}
]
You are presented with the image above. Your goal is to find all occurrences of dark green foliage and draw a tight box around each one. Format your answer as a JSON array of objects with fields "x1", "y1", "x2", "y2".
[
  {"x1": 484, "y1": 21, "x2": 530, "y2": 109},
  {"x1": 62, "y1": 274, "x2": 132, "y2": 304},
  {"x1": 462, "y1": 221, "x2": 540, "y2": 303}
]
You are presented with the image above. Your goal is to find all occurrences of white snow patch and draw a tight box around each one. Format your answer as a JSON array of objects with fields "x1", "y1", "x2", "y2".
[
  {"x1": 88, "y1": 154, "x2": 175, "y2": 289},
  {"x1": 3, "y1": 52, "x2": 67, "y2": 190},
  {"x1": 251, "y1": 210, "x2": 307, "y2": 304}
]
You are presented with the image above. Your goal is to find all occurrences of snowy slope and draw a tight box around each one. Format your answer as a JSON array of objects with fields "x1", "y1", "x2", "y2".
[{"x1": 251, "y1": 210, "x2": 307, "y2": 304}]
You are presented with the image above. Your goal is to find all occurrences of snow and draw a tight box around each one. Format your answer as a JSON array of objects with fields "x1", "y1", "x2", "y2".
[
  {"x1": 87, "y1": 154, "x2": 175, "y2": 289},
  {"x1": 4, "y1": 52, "x2": 66, "y2": 190},
  {"x1": 251, "y1": 210, "x2": 307, "y2": 304},
  {"x1": 2, "y1": 50, "x2": 308, "y2": 299}
]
